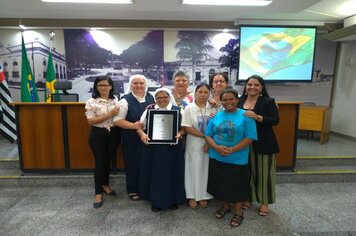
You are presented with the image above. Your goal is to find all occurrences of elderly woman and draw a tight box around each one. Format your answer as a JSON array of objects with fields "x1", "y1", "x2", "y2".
[
  {"x1": 137, "y1": 88, "x2": 186, "y2": 212},
  {"x1": 171, "y1": 70, "x2": 194, "y2": 109},
  {"x1": 113, "y1": 74, "x2": 155, "y2": 201},
  {"x1": 205, "y1": 89, "x2": 257, "y2": 227}
]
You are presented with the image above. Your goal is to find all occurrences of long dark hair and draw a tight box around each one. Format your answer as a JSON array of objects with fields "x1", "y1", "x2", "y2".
[
  {"x1": 92, "y1": 76, "x2": 115, "y2": 99},
  {"x1": 241, "y1": 75, "x2": 270, "y2": 98}
]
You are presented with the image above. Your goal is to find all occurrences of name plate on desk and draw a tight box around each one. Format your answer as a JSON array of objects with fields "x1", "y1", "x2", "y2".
[{"x1": 147, "y1": 109, "x2": 179, "y2": 144}]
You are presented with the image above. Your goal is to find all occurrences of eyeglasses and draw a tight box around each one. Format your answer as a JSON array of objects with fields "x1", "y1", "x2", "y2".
[
  {"x1": 155, "y1": 96, "x2": 169, "y2": 100},
  {"x1": 213, "y1": 80, "x2": 226, "y2": 84},
  {"x1": 97, "y1": 84, "x2": 111, "y2": 88}
]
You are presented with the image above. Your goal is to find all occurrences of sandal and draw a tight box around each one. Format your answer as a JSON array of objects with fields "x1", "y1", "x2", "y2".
[
  {"x1": 259, "y1": 210, "x2": 269, "y2": 216},
  {"x1": 215, "y1": 206, "x2": 230, "y2": 219},
  {"x1": 128, "y1": 193, "x2": 140, "y2": 201},
  {"x1": 188, "y1": 199, "x2": 197, "y2": 209},
  {"x1": 103, "y1": 185, "x2": 116, "y2": 196},
  {"x1": 241, "y1": 202, "x2": 251, "y2": 210},
  {"x1": 230, "y1": 214, "x2": 244, "y2": 227},
  {"x1": 198, "y1": 200, "x2": 208, "y2": 208},
  {"x1": 259, "y1": 205, "x2": 269, "y2": 216}
]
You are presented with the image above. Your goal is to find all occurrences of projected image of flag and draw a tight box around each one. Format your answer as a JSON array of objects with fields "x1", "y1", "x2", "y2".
[
  {"x1": 0, "y1": 65, "x2": 17, "y2": 143},
  {"x1": 239, "y1": 27, "x2": 316, "y2": 81}
]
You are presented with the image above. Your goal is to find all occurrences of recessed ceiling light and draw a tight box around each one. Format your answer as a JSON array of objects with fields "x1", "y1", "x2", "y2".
[
  {"x1": 41, "y1": 0, "x2": 133, "y2": 4},
  {"x1": 19, "y1": 24, "x2": 28, "y2": 30},
  {"x1": 182, "y1": 0, "x2": 272, "y2": 7}
]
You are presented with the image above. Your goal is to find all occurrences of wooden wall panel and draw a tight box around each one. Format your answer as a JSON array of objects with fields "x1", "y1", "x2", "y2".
[
  {"x1": 66, "y1": 104, "x2": 124, "y2": 170},
  {"x1": 66, "y1": 105, "x2": 94, "y2": 169},
  {"x1": 14, "y1": 102, "x2": 299, "y2": 171},
  {"x1": 18, "y1": 104, "x2": 65, "y2": 169}
]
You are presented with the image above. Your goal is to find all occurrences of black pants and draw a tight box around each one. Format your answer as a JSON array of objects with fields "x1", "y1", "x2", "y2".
[{"x1": 89, "y1": 126, "x2": 120, "y2": 195}]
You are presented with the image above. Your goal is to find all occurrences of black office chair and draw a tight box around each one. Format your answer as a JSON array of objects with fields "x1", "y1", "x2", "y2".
[{"x1": 51, "y1": 80, "x2": 79, "y2": 102}]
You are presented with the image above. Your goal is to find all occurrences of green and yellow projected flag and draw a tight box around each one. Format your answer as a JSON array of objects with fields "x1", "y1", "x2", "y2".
[
  {"x1": 21, "y1": 36, "x2": 39, "y2": 102},
  {"x1": 45, "y1": 51, "x2": 57, "y2": 102},
  {"x1": 241, "y1": 28, "x2": 316, "y2": 77}
]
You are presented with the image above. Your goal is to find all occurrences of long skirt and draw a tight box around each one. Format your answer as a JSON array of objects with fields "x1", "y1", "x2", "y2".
[
  {"x1": 249, "y1": 149, "x2": 276, "y2": 204},
  {"x1": 149, "y1": 143, "x2": 186, "y2": 209},
  {"x1": 207, "y1": 158, "x2": 248, "y2": 203}
]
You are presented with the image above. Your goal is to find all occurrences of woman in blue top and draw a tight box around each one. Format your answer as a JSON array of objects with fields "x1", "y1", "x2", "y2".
[{"x1": 205, "y1": 88, "x2": 257, "y2": 227}]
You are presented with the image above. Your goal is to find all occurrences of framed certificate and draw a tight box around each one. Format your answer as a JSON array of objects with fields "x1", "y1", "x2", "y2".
[{"x1": 147, "y1": 109, "x2": 179, "y2": 144}]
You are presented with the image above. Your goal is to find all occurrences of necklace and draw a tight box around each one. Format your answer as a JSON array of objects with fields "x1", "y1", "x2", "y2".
[
  {"x1": 198, "y1": 106, "x2": 206, "y2": 117},
  {"x1": 197, "y1": 102, "x2": 208, "y2": 132}
]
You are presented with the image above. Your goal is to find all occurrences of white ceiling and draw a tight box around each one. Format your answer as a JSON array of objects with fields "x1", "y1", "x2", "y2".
[{"x1": 0, "y1": 0, "x2": 355, "y2": 23}]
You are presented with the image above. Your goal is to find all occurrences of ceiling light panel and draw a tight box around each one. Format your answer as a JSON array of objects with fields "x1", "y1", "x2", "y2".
[
  {"x1": 182, "y1": 0, "x2": 272, "y2": 6},
  {"x1": 42, "y1": 0, "x2": 133, "y2": 4}
]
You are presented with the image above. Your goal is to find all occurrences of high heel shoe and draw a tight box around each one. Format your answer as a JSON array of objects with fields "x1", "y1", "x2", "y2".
[{"x1": 93, "y1": 194, "x2": 103, "y2": 208}]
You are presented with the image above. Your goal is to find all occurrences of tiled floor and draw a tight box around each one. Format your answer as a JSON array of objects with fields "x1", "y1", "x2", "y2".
[
  {"x1": 0, "y1": 133, "x2": 355, "y2": 235},
  {"x1": 0, "y1": 182, "x2": 355, "y2": 236}
]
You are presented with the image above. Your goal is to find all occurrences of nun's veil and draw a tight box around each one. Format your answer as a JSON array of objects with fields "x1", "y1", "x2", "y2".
[{"x1": 125, "y1": 74, "x2": 148, "y2": 94}]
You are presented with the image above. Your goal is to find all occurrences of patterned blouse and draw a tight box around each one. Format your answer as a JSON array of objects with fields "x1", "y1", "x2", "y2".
[{"x1": 85, "y1": 97, "x2": 119, "y2": 130}]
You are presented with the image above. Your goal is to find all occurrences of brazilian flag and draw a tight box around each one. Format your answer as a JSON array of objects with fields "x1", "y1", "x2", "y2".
[
  {"x1": 45, "y1": 51, "x2": 58, "y2": 102},
  {"x1": 21, "y1": 36, "x2": 39, "y2": 102}
]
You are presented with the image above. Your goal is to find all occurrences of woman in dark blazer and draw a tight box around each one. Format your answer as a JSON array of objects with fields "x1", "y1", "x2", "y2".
[{"x1": 237, "y1": 75, "x2": 279, "y2": 217}]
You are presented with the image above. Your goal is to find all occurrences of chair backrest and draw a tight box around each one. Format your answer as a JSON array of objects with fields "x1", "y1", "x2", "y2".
[
  {"x1": 54, "y1": 80, "x2": 72, "y2": 91},
  {"x1": 51, "y1": 93, "x2": 79, "y2": 102}
]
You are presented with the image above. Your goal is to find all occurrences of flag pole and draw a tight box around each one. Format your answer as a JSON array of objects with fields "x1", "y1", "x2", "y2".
[
  {"x1": 45, "y1": 30, "x2": 56, "y2": 102},
  {"x1": 49, "y1": 30, "x2": 55, "y2": 53}
]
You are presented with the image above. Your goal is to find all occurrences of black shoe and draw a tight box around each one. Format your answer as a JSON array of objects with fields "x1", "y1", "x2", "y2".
[
  {"x1": 93, "y1": 194, "x2": 103, "y2": 208},
  {"x1": 151, "y1": 205, "x2": 162, "y2": 212},
  {"x1": 169, "y1": 204, "x2": 178, "y2": 210}
]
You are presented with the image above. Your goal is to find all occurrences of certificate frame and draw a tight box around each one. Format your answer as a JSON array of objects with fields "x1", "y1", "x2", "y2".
[{"x1": 147, "y1": 109, "x2": 179, "y2": 144}]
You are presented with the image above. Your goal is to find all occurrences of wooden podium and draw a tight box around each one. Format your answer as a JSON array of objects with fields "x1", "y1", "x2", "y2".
[
  {"x1": 274, "y1": 102, "x2": 303, "y2": 169},
  {"x1": 13, "y1": 101, "x2": 301, "y2": 172},
  {"x1": 12, "y1": 102, "x2": 124, "y2": 172}
]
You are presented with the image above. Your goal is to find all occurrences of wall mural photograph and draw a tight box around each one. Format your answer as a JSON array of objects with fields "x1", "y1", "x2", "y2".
[
  {"x1": 63, "y1": 29, "x2": 239, "y2": 101},
  {"x1": 0, "y1": 28, "x2": 336, "y2": 104}
]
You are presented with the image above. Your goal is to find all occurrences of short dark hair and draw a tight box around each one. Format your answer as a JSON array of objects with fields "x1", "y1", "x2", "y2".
[
  {"x1": 194, "y1": 83, "x2": 211, "y2": 93},
  {"x1": 209, "y1": 72, "x2": 228, "y2": 88},
  {"x1": 92, "y1": 76, "x2": 115, "y2": 99},
  {"x1": 220, "y1": 88, "x2": 239, "y2": 101}
]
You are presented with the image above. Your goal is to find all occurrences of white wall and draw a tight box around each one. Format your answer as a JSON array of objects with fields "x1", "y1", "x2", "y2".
[{"x1": 330, "y1": 41, "x2": 356, "y2": 138}]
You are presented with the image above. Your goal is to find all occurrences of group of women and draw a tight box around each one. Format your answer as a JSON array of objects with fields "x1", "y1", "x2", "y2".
[{"x1": 85, "y1": 71, "x2": 279, "y2": 228}]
